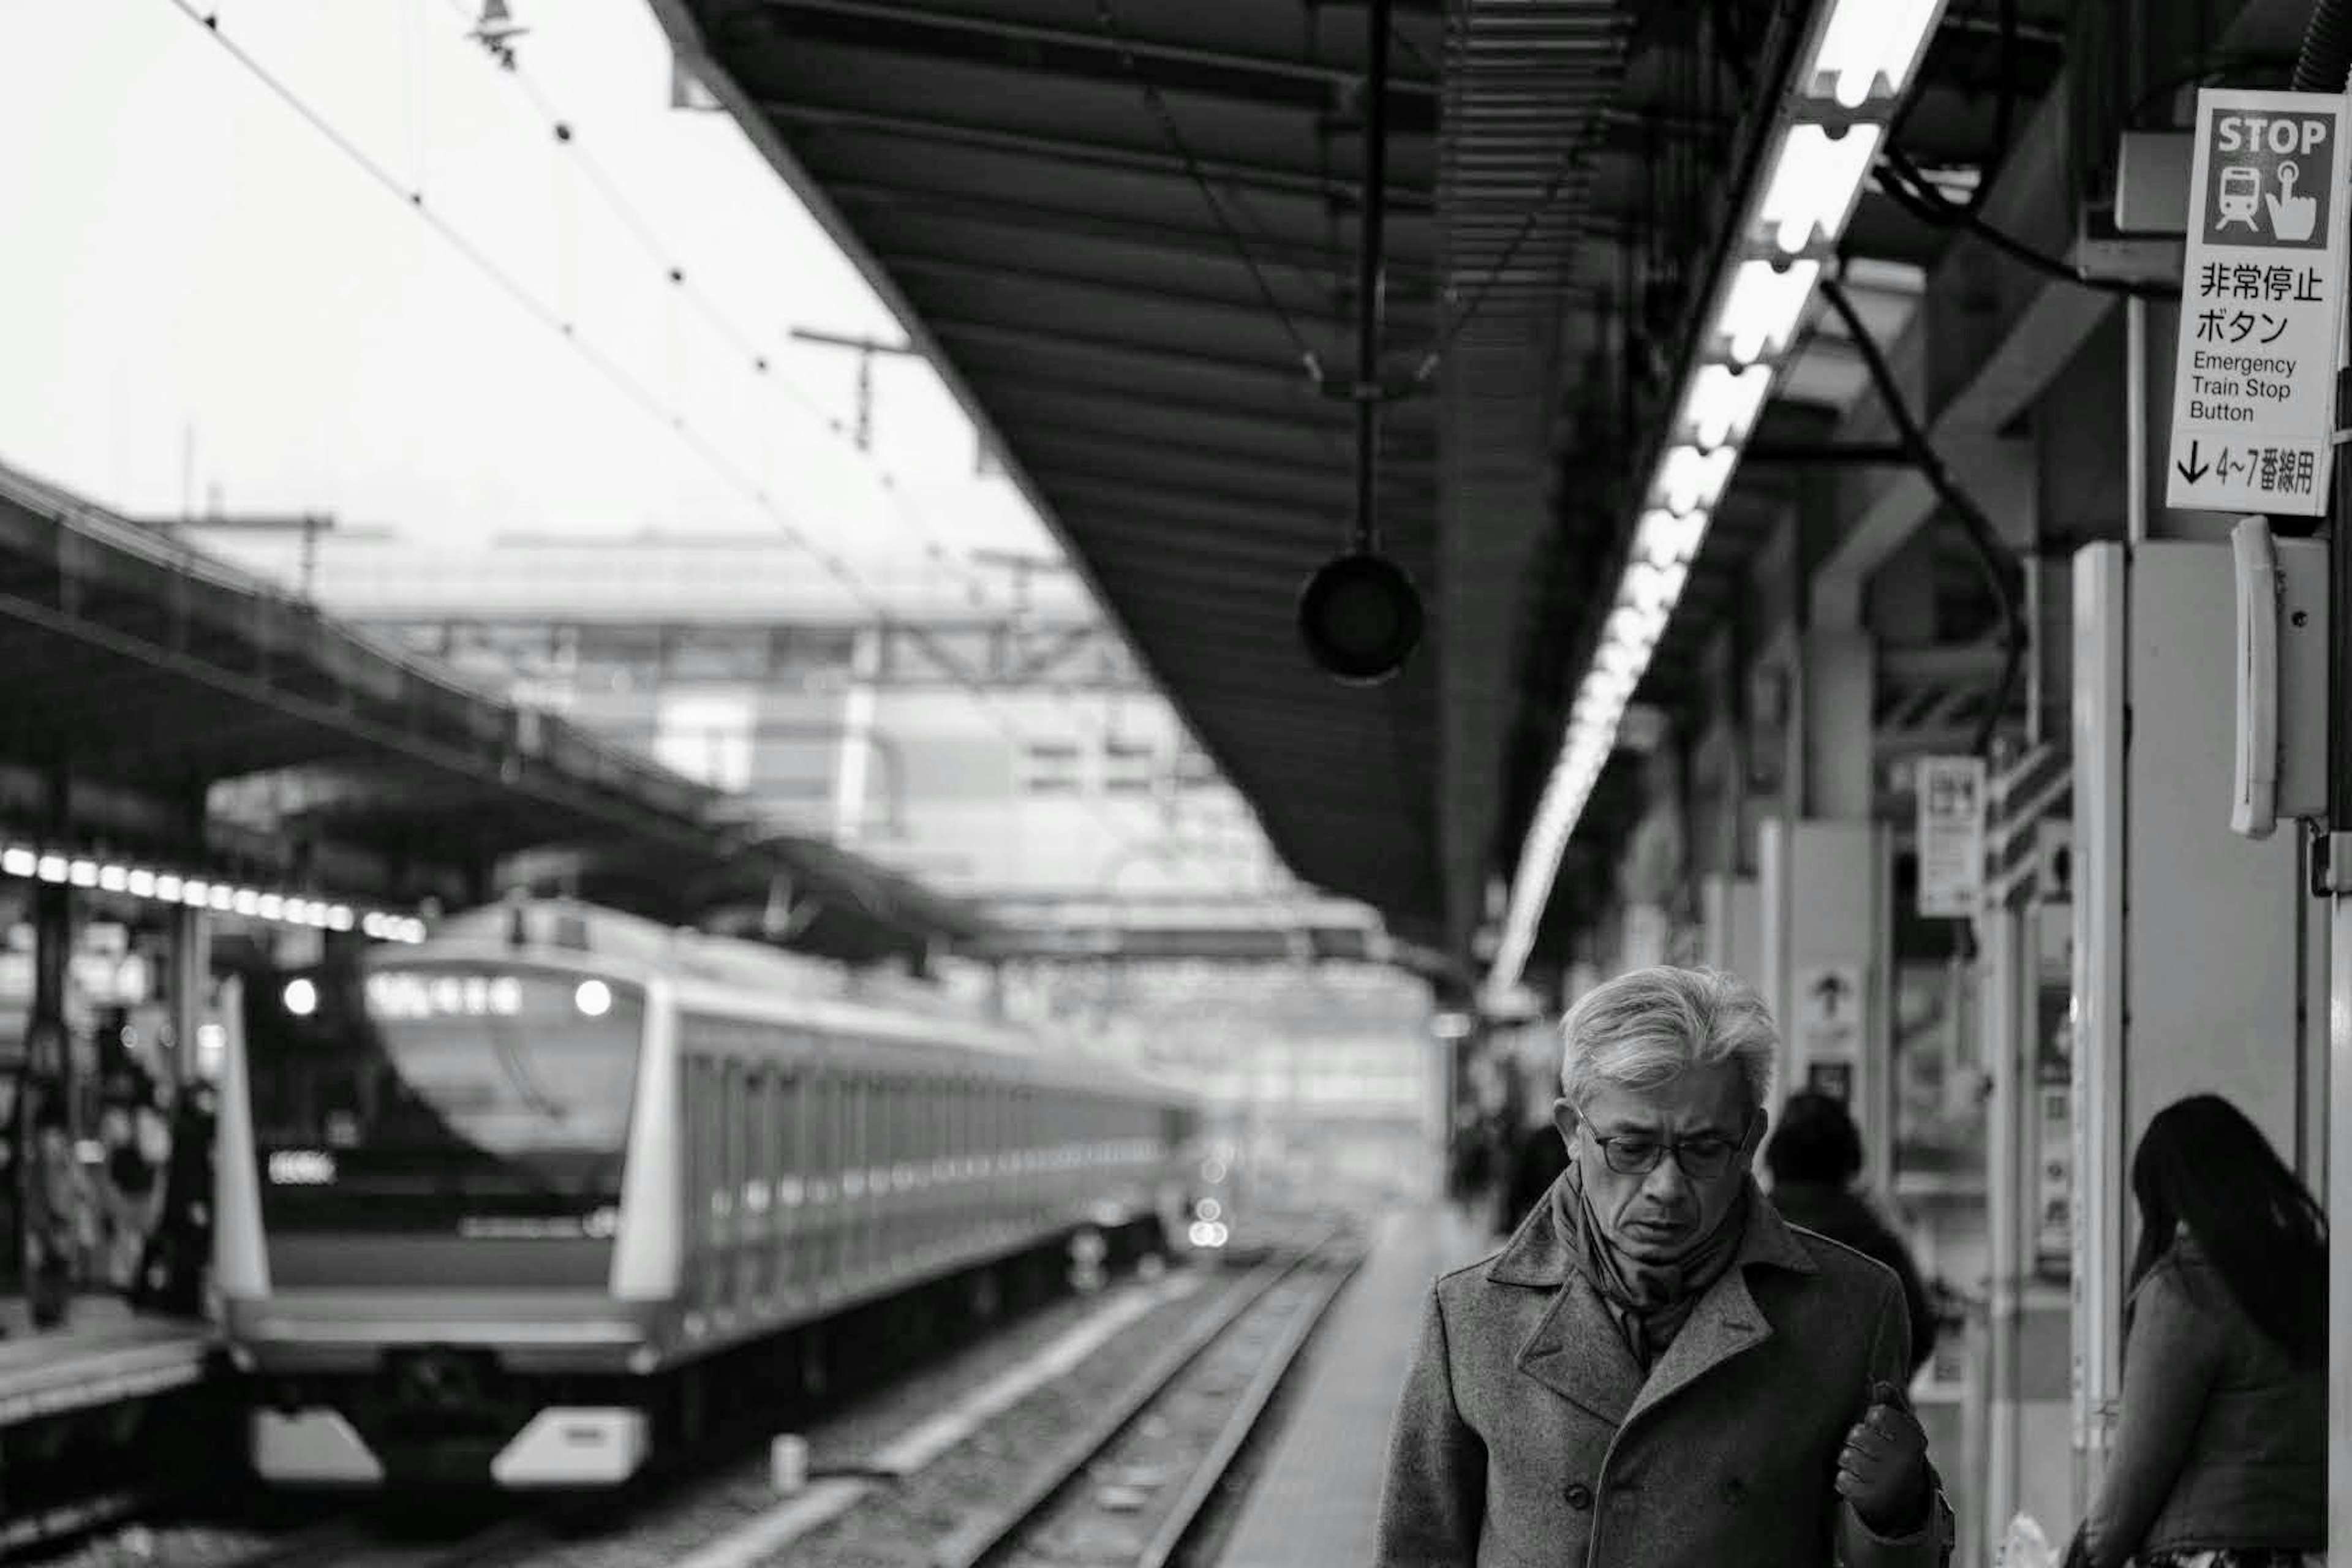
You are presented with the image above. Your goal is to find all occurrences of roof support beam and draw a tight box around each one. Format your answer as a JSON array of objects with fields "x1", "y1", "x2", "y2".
[
  {"x1": 971, "y1": 358, "x2": 1434, "y2": 448},
  {"x1": 1011, "y1": 424, "x2": 1360, "y2": 491},
  {"x1": 752, "y1": 0, "x2": 1443, "y2": 117},
  {"x1": 1809, "y1": 70, "x2": 2113, "y2": 617},
  {"x1": 1044, "y1": 461, "x2": 1356, "y2": 530},
  {"x1": 826, "y1": 178, "x2": 1355, "y2": 273},
  {"x1": 927, "y1": 311, "x2": 1334, "y2": 391},
  {"x1": 884, "y1": 246, "x2": 1434, "y2": 332},
  {"x1": 764, "y1": 100, "x2": 1435, "y2": 209}
]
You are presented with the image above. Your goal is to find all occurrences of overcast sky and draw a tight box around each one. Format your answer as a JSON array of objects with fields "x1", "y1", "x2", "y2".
[{"x1": 0, "y1": 0, "x2": 1059, "y2": 576}]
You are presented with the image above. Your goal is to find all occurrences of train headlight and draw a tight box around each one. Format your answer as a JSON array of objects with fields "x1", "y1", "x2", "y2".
[
  {"x1": 575, "y1": 979, "x2": 613, "y2": 1017},
  {"x1": 282, "y1": 978, "x2": 318, "y2": 1017},
  {"x1": 1194, "y1": 1198, "x2": 1222, "y2": 1223},
  {"x1": 1187, "y1": 1219, "x2": 1229, "y2": 1249}
]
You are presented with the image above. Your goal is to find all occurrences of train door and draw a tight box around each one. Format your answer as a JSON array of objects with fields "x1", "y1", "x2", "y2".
[
  {"x1": 774, "y1": 1063, "x2": 804, "y2": 1297},
  {"x1": 724, "y1": 1053, "x2": 752, "y2": 1316},
  {"x1": 843, "y1": 1069, "x2": 867, "y2": 1284},
  {"x1": 686, "y1": 1053, "x2": 723, "y2": 1314},
  {"x1": 924, "y1": 1073, "x2": 944, "y2": 1257},
  {"x1": 881, "y1": 1072, "x2": 905, "y2": 1275},
  {"x1": 807, "y1": 1058, "x2": 835, "y2": 1293},
  {"x1": 880, "y1": 1067, "x2": 894, "y2": 1278},
  {"x1": 869, "y1": 1069, "x2": 891, "y2": 1279}
]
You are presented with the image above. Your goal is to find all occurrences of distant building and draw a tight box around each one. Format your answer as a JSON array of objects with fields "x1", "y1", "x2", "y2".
[{"x1": 169, "y1": 524, "x2": 1291, "y2": 902}]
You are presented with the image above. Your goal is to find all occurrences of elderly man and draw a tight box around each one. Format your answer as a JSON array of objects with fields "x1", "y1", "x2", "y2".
[{"x1": 1376, "y1": 965, "x2": 1954, "y2": 1567}]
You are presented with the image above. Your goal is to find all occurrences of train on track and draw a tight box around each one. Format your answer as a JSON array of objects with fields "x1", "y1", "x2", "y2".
[{"x1": 213, "y1": 899, "x2": 1211, "y2": 1488}]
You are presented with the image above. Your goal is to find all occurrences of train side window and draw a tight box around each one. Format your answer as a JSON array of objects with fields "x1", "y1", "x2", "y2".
[
  {"x1": 722, "y1": 1058, "x2": 744, "y2": 1212},
  {"x1": 775, "y1": 1068, "x2": 797, "y2": 1193},
  {"x1": 698, "y1": 1055, "x2": 726, "y2": 1232},
  {"x1": 744, "y1": 1066, "x2": 769, "y2": 1204},
  {"x1": 856, "y1": 1067, "x2": 875, "y2": 1189},
  {"x1": 811, "y1": 1065, "x2": 834, "y2": 1189}
]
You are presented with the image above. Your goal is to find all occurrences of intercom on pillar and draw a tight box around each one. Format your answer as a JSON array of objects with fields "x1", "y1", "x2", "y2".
[{"x1": 2228, "y1": 516, "x2": 2329, "y2": 839}]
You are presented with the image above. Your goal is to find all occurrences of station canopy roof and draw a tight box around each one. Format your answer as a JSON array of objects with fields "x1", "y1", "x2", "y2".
[
  {"x1": 0, "y1": 457, "x2": 987, "y2": 963},
  {"x1": 655, "y1": 0, "x2": 2078, "y2": 982}
]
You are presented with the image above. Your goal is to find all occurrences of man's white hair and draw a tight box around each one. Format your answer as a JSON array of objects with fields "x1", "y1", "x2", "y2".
[{"x1": 1558, "y1": 964, "x2": 1777, "y2": 1113}]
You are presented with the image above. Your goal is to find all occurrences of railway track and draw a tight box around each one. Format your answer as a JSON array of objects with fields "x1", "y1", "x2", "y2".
[
  {"x1": 929, "y1": 1229, "x2": 1362, "y2": 1568},
  {"x1": 44, "y1": 1220, "x2": 1357, "y2": 1568},
  {"x1": 213, "y1": 1504, "x2": 567, "y2": 1568}
]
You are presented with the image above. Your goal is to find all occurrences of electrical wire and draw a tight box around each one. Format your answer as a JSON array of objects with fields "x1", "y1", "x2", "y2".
[
  {"x1": 434, "y1": 0, "x2": 1005, "y2": 608},
  {"x1": 1967, "y1": 0, "x2": 2018, "y2": 218},
  {"x1": 1093, "y1": 0, "x2": 1335, "y2": 395},
  {"x1": 159, "y1": 0, "x2": 1253, "y2": 886},
  {"x1": 1819, "y1": 275, "x2": 2024, "y2": 758},
  {"x1": 1391, "y1": 21, "x2": 1590, "y2": 387},
  {"x1": 2124, "y1": 55, "x2": 2299, "y2": 129},
  {"x1": 1876, "y1": 147, "x2": 2180, "y2": 301}
]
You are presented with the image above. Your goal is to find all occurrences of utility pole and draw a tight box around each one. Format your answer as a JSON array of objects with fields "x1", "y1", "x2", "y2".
[
  {"x1": 788, "y1": 327, "x2": 919, "y2": 451},
  {"x1": 970, "y1": 548, "x2": 1069, "y2": 618}
]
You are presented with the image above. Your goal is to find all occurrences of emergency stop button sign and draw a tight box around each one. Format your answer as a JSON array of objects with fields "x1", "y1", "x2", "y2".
[
  {"x1": 2203, "y1": 108, "x2": 2335, "y2": 249},
  {"x1": 2168, "y1": 89, "x2": 2351, "y2": 518}
]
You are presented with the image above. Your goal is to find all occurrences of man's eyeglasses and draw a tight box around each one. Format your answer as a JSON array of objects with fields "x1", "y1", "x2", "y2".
[{"x1": 1587, "y1": 1121, "x2": 1748, "y2": 1180}]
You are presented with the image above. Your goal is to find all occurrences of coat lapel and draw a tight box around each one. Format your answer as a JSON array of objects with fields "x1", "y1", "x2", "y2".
[
  {"x1": 1488, "y1": 1174, "x2": 1645, "y2": 1427},
  {"x1": 1621, "y1": 1198, "x2": 1819, "y2": 1425},
  {"x1": 1621, "y1": 1265, "x2": 1773, "y2": 1427},
  {"x1": 1512, "y1": 1271, "x2": 1646, "y2": 1426},
  {"x1": 1488, "y1": 1172, "x2": 1823, "y2": 1431}
]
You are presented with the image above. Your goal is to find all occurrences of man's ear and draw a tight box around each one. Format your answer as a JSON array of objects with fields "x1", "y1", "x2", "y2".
[
  {"x1": 1746, "y1": 1105, "x2": 1771, "y2": 1152},
  {"x1": 1550, "y1": 1098, "x2": 1579, "y2": 1148}
]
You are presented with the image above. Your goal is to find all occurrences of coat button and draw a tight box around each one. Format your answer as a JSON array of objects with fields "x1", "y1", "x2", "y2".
[{"x1": 1565, "y1": 1482, "x2": 1594, "y2": 1510}]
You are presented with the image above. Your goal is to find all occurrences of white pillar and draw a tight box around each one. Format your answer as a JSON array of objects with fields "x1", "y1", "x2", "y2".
[{"x1": 2070, "y1": 541, "x2": 2326, "y2": 1503}]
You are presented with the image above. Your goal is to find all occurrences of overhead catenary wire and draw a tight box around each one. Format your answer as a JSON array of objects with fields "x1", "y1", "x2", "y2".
[
  {"x1": 1094, "y1": 0, "x2": 1335, "y2": 398},
  {"x1": 434, "y1": 0, "x2": 1011, "y2": 609},
  {"x1": 1352, "y1": 0, "x2": 1393, "y2": 554},
  {"x1": 1819, "y1": 274, "x2": 2025, "y2": 758},
  {"x1": 1390, "y1": 20, "x2": 1589, "y2": 388},
  {"x1": 158, "y1": 0, "x2": 1252, "y2": 886},
  {"x1": 1875, "y1": 146, "x2": 2180, "y2": 301}
]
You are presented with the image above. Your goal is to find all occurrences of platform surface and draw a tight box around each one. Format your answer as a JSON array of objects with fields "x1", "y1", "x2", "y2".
[
  {"x1": 0, "y1": 1295, "x2": 215, "y2": 1427},
  {"x1": 1215, "y1": 1200, "x2": 1498, "y2": 1568}
]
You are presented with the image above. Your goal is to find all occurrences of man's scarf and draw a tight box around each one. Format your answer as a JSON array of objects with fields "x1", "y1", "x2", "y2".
[{"x1": 1556, "y1": 1155, "x2": 1752, "y2": 1370}]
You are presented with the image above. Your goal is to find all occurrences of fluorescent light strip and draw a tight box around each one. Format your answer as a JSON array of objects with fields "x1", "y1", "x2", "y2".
[
  {"x1": 0, "y1": 842, "x2": 427, "y2": 944},
  {"x1": 1806, "y1": 0, "x2": 1946, "y2": 110},
  {"x1": 1485, "y1": 0, "x2": 1954, "y2": 999}
]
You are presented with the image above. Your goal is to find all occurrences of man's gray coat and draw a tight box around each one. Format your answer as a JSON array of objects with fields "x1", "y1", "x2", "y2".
[{"x1": 1375, "y1": 1181, "x2": 1953, "y2": 1567}]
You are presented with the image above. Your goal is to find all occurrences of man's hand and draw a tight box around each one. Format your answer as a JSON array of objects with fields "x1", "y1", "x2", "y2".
[{"x1": 1836, "y1": 1379, "x2": 1930, "y2": 1536}]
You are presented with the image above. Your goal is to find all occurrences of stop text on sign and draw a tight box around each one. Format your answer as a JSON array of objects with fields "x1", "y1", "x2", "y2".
[{"x1": 2215, "y1": 114, "x2": 2334, "y2": 156}]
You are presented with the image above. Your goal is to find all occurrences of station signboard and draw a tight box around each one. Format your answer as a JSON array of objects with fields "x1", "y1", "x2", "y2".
[
  {"x1": 2167, "y1": 89, "x2": 2351, "y2": 516},
  {"x1": 1914, "y1": 755, "x2": 1987, "y2": 919}
]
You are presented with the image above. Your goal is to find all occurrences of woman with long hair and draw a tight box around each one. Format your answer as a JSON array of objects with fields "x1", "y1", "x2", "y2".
[{"x1": 2068, "y1": 1093, "x2": 2326, "y2": 1568}]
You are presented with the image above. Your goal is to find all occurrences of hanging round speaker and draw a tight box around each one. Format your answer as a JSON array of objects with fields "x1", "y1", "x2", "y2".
[{"x1": 1297, "y1": 551, "x2": 1424, "y2": 685}]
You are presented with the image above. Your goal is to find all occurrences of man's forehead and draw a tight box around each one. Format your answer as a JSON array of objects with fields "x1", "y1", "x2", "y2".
[{"x1": 1578, "y1": 1069, "x2": 1749, "y2": 1130}]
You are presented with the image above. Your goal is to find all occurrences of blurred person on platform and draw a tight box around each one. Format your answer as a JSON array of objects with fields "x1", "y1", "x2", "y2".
[
  {"x1": 134, "y1": 1080, "x2": 214, "y2": 1317},
  {"x1": 1763, "y1": 1089, "x2": 1937, "y2": 1379},
  {"x1": 2064, "y1": 1094, "x2": 2326, "y2": 1568},
  {"x1": 1496, "y1": 1110, "x2": 1570, "y2": 1237},
  {"x1": 1376, "y1": 966, "x2": 1953, "y2": 1567},
  {"x1": 25, "y1": 1091, "x2": 89, "y2": 1329}
]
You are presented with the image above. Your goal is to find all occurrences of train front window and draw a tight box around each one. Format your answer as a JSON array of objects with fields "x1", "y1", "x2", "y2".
[{"x1": 247, "y1": 963, "x2": 646, "y2": 1234}]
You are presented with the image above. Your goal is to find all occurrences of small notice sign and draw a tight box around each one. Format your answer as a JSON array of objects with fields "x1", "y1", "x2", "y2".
[
  {"x1": 1915, "y1": 755, "x2": 1988, "y2": 919},
  {"x1": 2168, "y1": 89, "x2": 2351, "y2": 516},
  {"x1": 1793, "y1": 962, "x2": 1863, "y2": 1088}
]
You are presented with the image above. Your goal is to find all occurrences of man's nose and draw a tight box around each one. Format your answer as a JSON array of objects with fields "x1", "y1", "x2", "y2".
[{"x1": 1642, "y1": 1156, "x2": 1694, "y2": 1200}]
